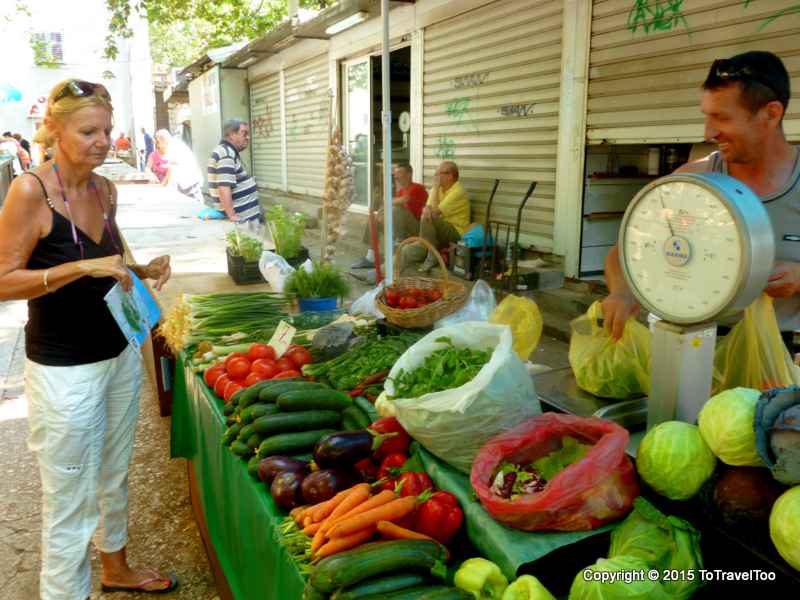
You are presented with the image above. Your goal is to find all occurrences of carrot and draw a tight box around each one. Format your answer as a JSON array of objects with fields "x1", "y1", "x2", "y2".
[
  {"x1": 310, "y1": 526, "x2": 327, "y2": 554},
  {"x1": 328, "y1": 496, "x2": 417, "y2": 539},
  {"x1": 316, "y1": 527, "x2": 376, "y2": 558},
  {"x1": 318, "y1": 484, "x2": 371, "y2": 533},
  {"x1": 377, "y1": 521, "x2": 451, "y2": 561},
  {"x1": 311, "y1": 488, "x2": 352, "y2": 522},
  {"x1": 321, "y1": 489, "x2": 396, "y2": 535},
  {"x1": 303, "y1": 522, "x2": 322, "y2": 536},
  {"x1": 290, "y1": 505, "x2": 309, "y2": 524},
  {"x1": 303, "y1": 516, "x2": 313, "y2": 528}
]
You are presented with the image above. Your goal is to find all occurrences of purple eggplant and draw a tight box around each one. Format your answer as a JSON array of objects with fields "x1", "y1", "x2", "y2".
[
  {"x1": 271, "y1": 470, "x2": 306, "y2": 510},
  {"x1": 301, "y1": 468, "x2": 362, "y2": 505},
  {"x1": 258, "y1": 456, "x2": 309, "y2": 485},
  {"x1": 313, "y1": 430, "x2": 386, "y2": 468}
]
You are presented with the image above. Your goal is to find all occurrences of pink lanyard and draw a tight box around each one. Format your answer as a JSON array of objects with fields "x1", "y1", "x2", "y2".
[{"x1": 52, "y1": 162, "x2": 122, "y2": 259}]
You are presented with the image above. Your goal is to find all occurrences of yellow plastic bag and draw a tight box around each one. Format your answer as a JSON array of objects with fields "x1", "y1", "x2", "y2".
[
  {"x1": 489, "y1": 295, "x2": 543, "y2": 360},
  {"x1": 568, "y1": 301, "x2": 651, "y2": 399},
  {"x1": 712, "y1": 294, "x2": 800, "y2": 394}
]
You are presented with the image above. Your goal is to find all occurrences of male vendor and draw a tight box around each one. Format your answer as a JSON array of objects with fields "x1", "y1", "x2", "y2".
[{"x1": 602, "y1": 51, "x2": 800, "y2": 352}]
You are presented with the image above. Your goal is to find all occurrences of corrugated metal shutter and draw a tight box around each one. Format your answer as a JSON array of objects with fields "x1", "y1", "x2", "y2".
[
  {"x1": 284, "y1": 54, "x2": 331, "y2": 198},
  {"x1": 423, "y1": 0, "x2": 562, "y2": 250},
  {"x1": 588, "y1": 0, "x2": 800, "y2": 144},
  {"x1": 249, "y1": 73, "x2": 283, "y2": 189}
]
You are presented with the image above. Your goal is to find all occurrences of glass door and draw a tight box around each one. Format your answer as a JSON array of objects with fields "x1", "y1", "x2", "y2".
[{"x1": 342, "y1": 58, "x2": 372, "y2": 208}]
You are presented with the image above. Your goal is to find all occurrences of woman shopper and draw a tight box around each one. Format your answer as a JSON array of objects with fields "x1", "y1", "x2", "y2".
[{"x1": 0, "y1": 79, "x2": 175, "y2": 598}]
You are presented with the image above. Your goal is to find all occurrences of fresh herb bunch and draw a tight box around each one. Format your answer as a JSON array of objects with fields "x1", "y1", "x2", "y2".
[
  {"x1": 388, "y1": 336, "x2": 490, "y2": 399},
  {"x1": 266, "y1": 205, "x2": 307, "y2": 259},
  {"x1": 284, "y1": 261, "x2": 350, "y2": 300},
  {"x1": 225, "y1": 230, "x2": 263, "y2": 261}
]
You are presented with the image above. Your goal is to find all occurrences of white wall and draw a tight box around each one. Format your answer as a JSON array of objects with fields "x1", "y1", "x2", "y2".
[
  {"x1": 189, "y1": 67, "x2": 223, "y2": 188},
  {"x1": 0, "y1": 0, "x2": 152, "y2": 148}
]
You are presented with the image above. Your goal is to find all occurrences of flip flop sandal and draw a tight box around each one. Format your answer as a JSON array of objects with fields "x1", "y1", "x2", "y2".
[{"x1": 101, "y1": 571, "x2": 178, "y2": 594}]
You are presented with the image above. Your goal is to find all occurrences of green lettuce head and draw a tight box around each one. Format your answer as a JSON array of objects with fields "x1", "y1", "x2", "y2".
[
  {"x1": 698, "y1": 387, "x2": 762, "y2": 466},
  {"x1": 610, "y1": 497, "x2": 703, "y2": 600},
  {"x1": 769, "y1": 486, "x2": 800, "y2": 571},
  {"x1": 636, "y1": 421, "x2": 716, "y2": 500},
  {"x1": 568, "y1": 556, "x2": 670, "y2": 600}
]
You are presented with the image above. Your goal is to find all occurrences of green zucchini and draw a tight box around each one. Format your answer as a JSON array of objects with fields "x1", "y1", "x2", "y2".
[
  {"x1": 277, "y1": 389, "x2": 352, "y2": 412},
  {"x1": 257, "y1": 429, "x2": 336, "y2": 458},
  {"x1": 309, "y1": 540, "x2": 448, "y2": 594},
  {"x1": 247, "y1": 454, "x2": 261, "y2": 479},
  {"x1": 367, "y1": 587, "x2": 452, "y2": 600},
  {"x1": 259, "y1": 380, "x2": 327, "y2": 403},
  {"x1": 230, "y1": 439, "x2": 253, "y2": 457},
  {"x1": 246, "y1": 432, "x2": 265, "y2": 450},
  {"x1": 416, "y1": 588, "x2": 473, "y2": 600},
  {"x1": 354, "y1": 396, "x2": 379, "y2": 423},
  {"x1": 237, "y1": 423, "x2": 257, "y2": 441},
  {"x1": 221, "y1": 422, "x2": 243, "y2": 446},
  {"x1": 303, "y1": 582, "x2": 327, "y2": 600},
  {"x1": 342, "y1": 405, "x2": 371, "y2": 430},
  {"x1": 251, "y1": 410, "x2": 341, "y2": 437},
  {"x1": 240, "y1": 402, "x2": 280, "y2": 424},
  {"x1": 223, "y1": 401, "x2": 236, "y2": 416},
  {"x1": 225, "y1": 415, "x2": 238, "y2": 427},
  {"x1": 331, "y1": 572, "x2": 433, "y2": 600},
  {"x1": 238, "y1": 380, "x2": 276, "y2": 409},
  {"x1": 341, "y1": 414, "x2": 360, "y2": 431}
]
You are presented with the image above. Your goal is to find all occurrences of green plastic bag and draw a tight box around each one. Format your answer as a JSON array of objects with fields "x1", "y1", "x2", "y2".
[{"x1": 568, "y1": 302, "x2": 650, "y2": 399}]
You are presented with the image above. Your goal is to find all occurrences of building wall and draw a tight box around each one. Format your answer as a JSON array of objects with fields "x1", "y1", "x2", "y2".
[{"x1": 189, "y1": 66, "x2": 223, "y2": 187}]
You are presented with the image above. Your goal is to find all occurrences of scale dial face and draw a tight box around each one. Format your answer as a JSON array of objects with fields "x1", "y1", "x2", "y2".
[{"x1": 621, "y1": 179, "x2": 745, "y2": 323}]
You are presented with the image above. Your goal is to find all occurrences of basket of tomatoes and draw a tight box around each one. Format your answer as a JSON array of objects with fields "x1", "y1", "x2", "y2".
[{"x1": 376, "y1": 237, "x2": 467, "y2": 328}]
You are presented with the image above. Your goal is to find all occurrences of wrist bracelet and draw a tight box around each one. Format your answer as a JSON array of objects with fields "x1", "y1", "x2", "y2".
[{"x1": 43, "y1": 269, "x2": 50, "y2": 293}]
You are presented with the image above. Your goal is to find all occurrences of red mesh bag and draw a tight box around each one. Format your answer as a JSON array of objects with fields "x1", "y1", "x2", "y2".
[{"x1": 470, "y1": 413, "x2": 639, "y2": 531}]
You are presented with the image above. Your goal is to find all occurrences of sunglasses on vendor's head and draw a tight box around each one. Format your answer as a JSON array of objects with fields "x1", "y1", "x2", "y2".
[
  {"x1": 53, "y1": 80, "x2": 111, "y2": 104},
  {"x1": 708, "y1": 58, "x2": 780, "y2": 98}
]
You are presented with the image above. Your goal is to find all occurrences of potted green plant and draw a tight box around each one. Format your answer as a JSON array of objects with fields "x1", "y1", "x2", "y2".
[
  {"x1": 225, "y1": 229, "x2": 264, "y2": 284},
  {"x1": 284, "y1": 261, "x2": 350, "y2": 311},
  {"x1": 266, "y1": 205, "x2": 308, "y2": 267}
]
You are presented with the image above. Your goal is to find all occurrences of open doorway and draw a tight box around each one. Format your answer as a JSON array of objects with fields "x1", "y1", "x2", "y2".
[{"x1": 341, "y1": 45, "x2": 412, "y2": 210}]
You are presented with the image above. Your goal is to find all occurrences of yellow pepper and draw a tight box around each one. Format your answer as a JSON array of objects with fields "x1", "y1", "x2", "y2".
[
  {"x1": 454, "y1": 557, "x2": 509, "y2": 599},
  {"x1": 501, "y1": 575, "x2": 556, "y2": 600}
]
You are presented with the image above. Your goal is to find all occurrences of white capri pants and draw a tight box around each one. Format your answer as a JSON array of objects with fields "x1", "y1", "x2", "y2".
[{"x1": 25, "y1": 344, "x2": 142, "y2": 600}]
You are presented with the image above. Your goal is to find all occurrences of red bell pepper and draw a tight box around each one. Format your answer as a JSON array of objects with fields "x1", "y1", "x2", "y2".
[
  {"x1": 354, "y1": 457, "x2": 379, "y2": 482},
  {"x1": 413, "y1": 490, "x2": 463, "y2": 544},
  {"x1": 376, "y1": 453, "x2": 407, "y2": 491},
  {"x1": 369, "y1": 417, "x2": 411, "y2": 459},
  {"x1": 397, "y1": 471, "x2": 433, "y2": 497}
]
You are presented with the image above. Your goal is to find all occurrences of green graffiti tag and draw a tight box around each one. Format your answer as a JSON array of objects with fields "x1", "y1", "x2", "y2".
[
  {"x1": 446, "y1": 97, "x2": 470, "y2": 125},
  {"x1": 434, "y1": 136, "x2": 455, "y2": 160},
  {"x1": 627, "y1": 0, "x2": 690, "y2": 35}
]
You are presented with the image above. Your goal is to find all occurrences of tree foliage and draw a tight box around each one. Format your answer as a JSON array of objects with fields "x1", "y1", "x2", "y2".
[{"x1": 105, "y1": 0, "x2": 332, "y2": 67}]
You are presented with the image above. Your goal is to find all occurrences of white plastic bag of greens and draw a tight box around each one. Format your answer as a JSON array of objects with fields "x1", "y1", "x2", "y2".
[
  {"x1": 435, "y1": 280, "x2": 496, "y2": 328},
  {"x1": 259, "y1": 251, "x2": 295, "y2": 293},
  {"x1": 379, "y1": 322, "x2": 540, "y2": 473},
  {"x1": 349, "y1": 283, "x2": 385, "y2": 319}
]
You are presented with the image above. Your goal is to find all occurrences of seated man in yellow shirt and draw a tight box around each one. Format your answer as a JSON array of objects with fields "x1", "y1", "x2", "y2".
[{"x1": 404, "y1": 160, "x2": 471, "y2": 273}]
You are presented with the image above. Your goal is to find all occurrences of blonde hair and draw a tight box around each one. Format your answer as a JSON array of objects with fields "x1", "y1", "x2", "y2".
[{"x1": 33, "y1": 79, "x2": 114, "y2": 148}]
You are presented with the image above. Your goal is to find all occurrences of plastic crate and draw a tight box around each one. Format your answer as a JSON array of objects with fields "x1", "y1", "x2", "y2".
[{"x1": 226, "y1": 248, "x2": 265, "y2": 285}]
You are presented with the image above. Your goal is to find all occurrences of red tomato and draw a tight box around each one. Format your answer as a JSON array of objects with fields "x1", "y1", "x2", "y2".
[
  {"x1": 385, "y1": 288, "x2": 400, "y2": 307},
  {"x1": 214, "y1": 374, "x2": 231, "y2": 398},
  {"x1": 286, "y1": 347, "x2": 313, "y2": 369},
  {"x1": 224, "y1": 381, "x2": 243, "y2": 403},
  {"x1": 399, "y1": 296, "x2": 418, "y2": 309},
  {"x1": 203, "y1": 365, "x2": 226, "y2": 388},
  {"x1": 273, "y1": 369, "x2": 302, "y2": 379},
  {"x1": 252, "y1": 358, "x2": 279, "y2": 379},
  {"x1": 244, "y1": 372, "x2": 266, "y2": 387},
  {"x1": 226, "y1": 356, "x2": 252, "y2": 380},
  {"x1": 248, "y1": 343, "x2": 277, "y2": 362},
  {"x1": 409, "y1": 287, "x2": 425, "y2": 299},
  {"x1": 275, "y1": 357, "x2": 295, "y2": 373},
  {"x1": 428, "y1": 289, "x2": 442, "y2": 302},
  {"x1": 224, "y1": 352, "x2": 248, "y2": 369}
]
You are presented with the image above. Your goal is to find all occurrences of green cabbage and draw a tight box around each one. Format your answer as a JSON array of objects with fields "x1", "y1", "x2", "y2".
[
  {"x1": 636, "y1": 422, "x2": 716, "y2": 501},
  {"x1": 609, "y1": 497, "x2": 703, "y2": 600},
  {"x1": 568, "y1": 556, "x2": 670, "y2": 600},
  {"x1": 698, "y1": 387, "x2": 763, "y2": 466},
  {"x1": 769, "y1": 486, "x2": 800, "y2": 571}
]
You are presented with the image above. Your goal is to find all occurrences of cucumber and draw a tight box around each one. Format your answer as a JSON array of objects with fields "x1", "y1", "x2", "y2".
[
  {"x1": 368, "y1": 587, "x2": 452, "y2": 600},
  {"x1": 251, "y1": 410, "x2": 341, "y2": 437},
  {"x1": 246, "y1": 432, "x2": 265, "y2": 450},
  {"x1": 277, "y1": 389, "x2": 352, "y2": 412},
  {"x1": 416, "y1": 589, "x2": 473, "y2": 600},
  {"x1": 259, "y1": 380, "x2": 327, "y2": 403},
  {"x1": 238, "y1": 380, "x2": 276, "y2": 409},
  {"x1": 225, "y1": 415, "x2": 239, "y2": 427},
  {"x1": 257, "y1": 429, "x2": 336, "y2": 458},
  {"x1": 342, "y1": 405, "x2": 371, "y2": 430},
  {"x1": 237, "y1": 423, "x2": 257, "y2": 441},
  {"x1": 303, "y1": 582, "x2": 327, "y2": 600},
  {"x1": 331, "y1": 573, "x2": 433, "y2": 600},
  {"x1": 341, "y1": 414, "x2": 360, "y2": 431},
  {"x1": 247, "y1": 454, "x2": 261, "y2": 479},
  {"x1": 231, "y1": 439, "x2": 253, "y2": 457},
  {"x1": 223, "y1": 402, "x2": 236, "y2": 416},
  {"x1": 309, "y1": 540, "x2": 448, "y2": 593},
  {"x1": 240, "y1": 402, "x2": 280, "y2": 424},
  {"x1": 354, "y1": 396, "x2": 379, "y2": 423},
  {"x1": 229, "y1": 386, "x2": 248, "y2": 406},
  {"x1": 221, "y1": 422, "x2": 243, "y2": 446}
]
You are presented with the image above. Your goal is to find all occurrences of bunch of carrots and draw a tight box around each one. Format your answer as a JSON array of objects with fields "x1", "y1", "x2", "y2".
[{"x1": 289, "y1": 482, "x2": 445, "y2": 560}]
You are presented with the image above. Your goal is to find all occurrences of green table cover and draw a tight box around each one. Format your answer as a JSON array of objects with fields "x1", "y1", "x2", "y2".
[{"x1": 171, "y1": 357, "x2": 305, "y2": 600}]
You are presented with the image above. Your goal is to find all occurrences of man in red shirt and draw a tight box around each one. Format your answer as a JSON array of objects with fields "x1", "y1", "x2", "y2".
[
  {"x1": 115, "y1": 133, "x2": 131, "y2": 151},
  {"x1": 352, "y1": 163, "x2": 428, "y2": 269}
]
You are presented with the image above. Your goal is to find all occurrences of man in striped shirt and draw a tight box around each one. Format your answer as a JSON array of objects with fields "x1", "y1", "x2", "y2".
[{"x1": 207, "y1": 119, "x2": 262, "y2": 222}]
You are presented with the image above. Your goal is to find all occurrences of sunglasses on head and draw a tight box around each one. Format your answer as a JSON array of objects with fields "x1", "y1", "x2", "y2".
[
  {"x1": 53, "y1": 80, "x2": 111, "y2": 103},
  {"x1": 709, "y1": 58, "x2": 779, "y2": 98}
]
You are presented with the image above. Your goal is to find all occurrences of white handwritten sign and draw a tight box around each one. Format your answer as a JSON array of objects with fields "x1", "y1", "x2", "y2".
[{"x1": 268, "y1": 320, "x2": 296, "y2": 358}]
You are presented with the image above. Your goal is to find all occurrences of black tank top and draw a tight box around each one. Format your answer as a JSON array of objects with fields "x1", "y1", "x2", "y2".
[{"x1": 24, "y1": 172, "x2": 129, "y2": 366}]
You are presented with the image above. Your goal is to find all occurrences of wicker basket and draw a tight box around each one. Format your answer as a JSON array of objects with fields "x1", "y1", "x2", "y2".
[{"x1": 376, "y1": 237, "x2": 467, "y2": 328}]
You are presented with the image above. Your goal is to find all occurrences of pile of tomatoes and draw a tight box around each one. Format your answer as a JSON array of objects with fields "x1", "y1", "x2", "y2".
[
  {"x1": 203, "y1": 343, "x2": 313, "y2": 403},
  {"x1": 383, "y1": 285, "x2": 443, "y2": 310}
]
